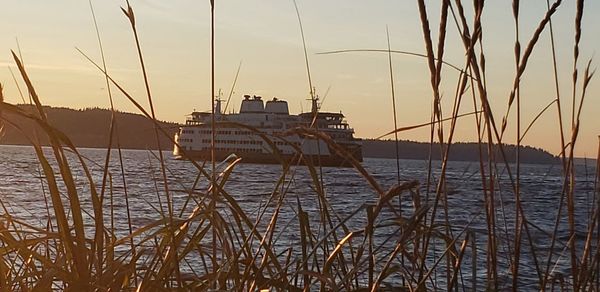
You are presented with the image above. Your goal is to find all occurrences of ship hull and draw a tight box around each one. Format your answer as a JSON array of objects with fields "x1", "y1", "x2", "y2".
[{"x1": 174, "y1": 148, "x2": 362, "y2": 167}]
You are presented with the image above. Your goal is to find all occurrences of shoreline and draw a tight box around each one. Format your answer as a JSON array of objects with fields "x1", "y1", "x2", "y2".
[{"x1": 2, "y1": 143, "x2": 590, "y2": 165}]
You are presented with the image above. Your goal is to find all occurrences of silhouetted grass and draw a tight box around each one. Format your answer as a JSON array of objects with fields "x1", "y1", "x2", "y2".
[{"x1": 0, "y1": 1, "x2": 598, "y2": 291}]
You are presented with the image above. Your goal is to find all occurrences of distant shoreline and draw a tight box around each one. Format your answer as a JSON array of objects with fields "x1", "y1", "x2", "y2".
[
  {"x1": 0, "y1": 143, "x2": 576, "y2": 166},
  {"x1": 0, "y1": 105, "x2": 580, "y2": 165}
]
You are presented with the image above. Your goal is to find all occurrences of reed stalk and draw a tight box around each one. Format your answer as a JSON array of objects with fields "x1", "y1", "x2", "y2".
[{"x1": 0, "y1": 1, "x2": 597, "y2": 291}]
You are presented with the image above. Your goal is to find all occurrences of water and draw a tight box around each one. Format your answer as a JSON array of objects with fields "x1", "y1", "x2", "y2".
[{"x1": 0, "y1": 144, "x2": 598, "y2": 290}]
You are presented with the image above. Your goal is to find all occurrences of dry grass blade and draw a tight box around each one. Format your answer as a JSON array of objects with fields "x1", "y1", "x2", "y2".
[
  {"x1": 544, "y1": 0, "x2": 568, "y2": 170},
  {"x1": 1, "y1": 1, "x2": 597, "y2": 290},
  {"x1": 447, "y1": 232, "x2": 469, "y2": 291},
  {"x1": 323, "y1": 232, "x2": 355, "y2": 277},
  {"x1": 1, "y1": 107, "x2": 111, "y2": 287},
  {"x1": 76, "y1": 48, "x2": 211, "y2": 180},
  {"x1": 288, "y1": 127, "x2": 384, "y2": 196},
  {"x1": 376, "y1": 111, "x2": 481, "y2": 141},
  {"x1": 415, "y1": 213, "x2": 480, "y2": 290},
  {"x1": 501, "y1": 0, "x2": 563, "y2": 136},
  {"x1": 297, "y1": 208, "x2": 310, "y2": 290},
  {"x1": 10, "y1": 51, "x2": 46, "y2": 121},
  {"x1": 567, "y1": 2, "x2": 589, "y2": 288},
  {"x1": 119, "y1": 11, "x2": 179, "y2": 288},
  {"x1": 292, "y1": 0, "x2": 315, "y2": 101},
  {"x1": 8, "y1": 54, "x2": 94, "y2": 287},
  {"x1": 519, "y1": 98, "x2": 557, "y2": 143},
  {"x1": 386, "y1": 27, "x2": 402, "y2": 205},
  {"x1": 0, "y1": 83, "x2": 4, "y2": 135},
  {"x1": 371, "y1": 204, "x2": 431, "y2": 291},
  {"x1": 318, "y1": 49, "x2": 473, "y2": 78},
  {"x1": 373, "y1": 181, "x2": 420, "y2": 218},
  {"x1": 88, "y1": 0, "x2": 115, "y2": 277},
  {"x1": 120, "y1": 12, "x2": 177, "y2": 285}
]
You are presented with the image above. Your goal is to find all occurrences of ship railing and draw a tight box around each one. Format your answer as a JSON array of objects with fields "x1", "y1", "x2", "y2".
[{"x1": 185, "y1": 120, "x2": 205, "y2": 126}]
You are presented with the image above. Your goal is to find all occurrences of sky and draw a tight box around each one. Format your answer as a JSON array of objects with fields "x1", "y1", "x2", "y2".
[{"x1": 0, "y1": 0, "x2": 599, "y2": 157}]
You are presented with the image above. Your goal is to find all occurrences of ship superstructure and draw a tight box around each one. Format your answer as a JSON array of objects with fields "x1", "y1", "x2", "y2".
[{"x1": 173, "y1": 95, "x2": 362, "y2": 166}]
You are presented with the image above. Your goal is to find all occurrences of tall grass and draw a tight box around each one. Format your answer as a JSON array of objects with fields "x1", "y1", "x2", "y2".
[{"x1": 0, "y1": 0, "x2": 598, "y2": 291}]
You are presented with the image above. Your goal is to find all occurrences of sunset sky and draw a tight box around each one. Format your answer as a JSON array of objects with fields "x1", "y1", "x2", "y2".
[{"x1": 1, "y1": 0, "x2": 599, "y2": 157}]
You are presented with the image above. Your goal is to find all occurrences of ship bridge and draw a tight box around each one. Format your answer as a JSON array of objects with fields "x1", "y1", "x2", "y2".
[{"x1": 300, "y1": 112, "x2": 352, "y2": 130}]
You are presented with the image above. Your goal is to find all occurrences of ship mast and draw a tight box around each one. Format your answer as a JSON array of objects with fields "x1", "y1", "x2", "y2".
[{"x1": 311, "y1": 91, "x2": 319, "y2": 117}]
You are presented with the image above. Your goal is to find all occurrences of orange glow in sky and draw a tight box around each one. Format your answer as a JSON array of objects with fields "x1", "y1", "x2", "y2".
[{"x1": 1, "y1": 0, "x2": 599, "y2": 157}]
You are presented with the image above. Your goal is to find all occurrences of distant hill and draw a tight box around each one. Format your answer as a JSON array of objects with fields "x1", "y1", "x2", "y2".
[
  {"x1": 0, "y1": 105, "x2": 178, "y2": 150},
  {"x1": 362, "y1": 139, "x2": 560, "y2": 164},
  {"x1": 0, "y1": 105, "x2": 559, "y2": 164}
]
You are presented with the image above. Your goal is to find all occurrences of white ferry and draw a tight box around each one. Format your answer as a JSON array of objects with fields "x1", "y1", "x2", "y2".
[{"x1": 173, "y1": 95, "x2": 362, "y2": 167}]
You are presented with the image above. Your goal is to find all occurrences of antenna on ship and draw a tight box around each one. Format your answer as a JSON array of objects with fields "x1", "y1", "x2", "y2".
[
  {"x1": 224, "y1": 60, "x2": 242, "y2": 113},
  {"x1": 306, "y1": 87, "x2": 322, "y2": 128},
  {"x1": 311, "y1": 87, "x2": 320, "y2": 115},
  {"x1": 306, "y1": 87, "x2": 321, "y2": 113},
  {"x1": 317, "y1": 86, "x2": 331, "y2": 111}
]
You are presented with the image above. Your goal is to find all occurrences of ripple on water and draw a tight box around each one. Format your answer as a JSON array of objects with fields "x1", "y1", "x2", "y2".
[{"x1": 0, "y1": 146, "x2": 597, "y2": 289}]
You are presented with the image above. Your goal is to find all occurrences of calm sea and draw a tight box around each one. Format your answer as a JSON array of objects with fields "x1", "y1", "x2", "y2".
[{"x1": 0, "y1": 144, "x2": 597, "y2": 289}]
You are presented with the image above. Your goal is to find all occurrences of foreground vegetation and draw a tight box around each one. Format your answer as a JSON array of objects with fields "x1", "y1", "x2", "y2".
[{"x1": 0, "y1": 0, "x2": 598, "y2": 291}]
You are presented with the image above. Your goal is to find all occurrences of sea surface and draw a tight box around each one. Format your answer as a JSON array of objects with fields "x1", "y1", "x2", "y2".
[{"x1": 0, "y1": 145, "x2": 598, "y2": 290}]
